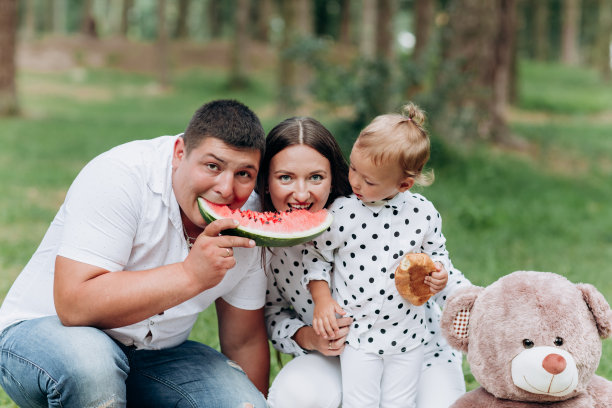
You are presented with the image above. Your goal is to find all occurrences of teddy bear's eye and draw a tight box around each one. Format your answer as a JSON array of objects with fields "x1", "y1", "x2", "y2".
[
  {"x1": 522, "y1": 339, "x2": 534, "y2": 349},
  {"x1": 553, "y1": 337, "x2": 564, "y2": 346}
]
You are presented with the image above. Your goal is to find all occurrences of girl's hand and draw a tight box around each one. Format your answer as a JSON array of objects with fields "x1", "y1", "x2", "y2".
[
  {"x1": 312, "y1": 296, "x2": 346, "y2": 339},
  {"x1": 425, "y1": 262, "x2": 448, "y2": 294}
]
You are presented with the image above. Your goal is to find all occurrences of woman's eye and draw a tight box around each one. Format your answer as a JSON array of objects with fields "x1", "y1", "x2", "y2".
[
  {"x1": 522, "y1": 339, "x2": 534, "y2": 349},
  {"x1": 553, "y1": 337, "x2": 564, "y2": 346},
  {"x1": 279, "y1": 175, "x2": 291, "y2": 182},
  {"x1": 311, "y1": 174, "x2": 323, "y2": 181}
]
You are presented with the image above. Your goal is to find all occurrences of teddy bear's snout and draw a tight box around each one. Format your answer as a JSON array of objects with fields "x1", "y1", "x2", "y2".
[
  {"x1": 542, "y1": 353, "x2": 567, "y2": 375},
  {"x1": 511, "y1": 346, "x2": 579, "y2": 397}
]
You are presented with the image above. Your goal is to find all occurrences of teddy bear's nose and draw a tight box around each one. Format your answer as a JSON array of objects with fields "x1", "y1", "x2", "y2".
[{"x1": 542, "y1": 353, "x2": 567, "y2": 375}]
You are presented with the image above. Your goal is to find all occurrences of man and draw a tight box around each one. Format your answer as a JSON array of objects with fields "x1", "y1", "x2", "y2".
[{"x1": 0, "y1": 100, "x2": 270, "y2": 407}]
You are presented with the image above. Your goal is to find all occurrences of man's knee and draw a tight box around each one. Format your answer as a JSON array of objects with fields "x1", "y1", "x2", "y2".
[{"x1": 0, "y1": 318, "x2": 129, "y2": 407}]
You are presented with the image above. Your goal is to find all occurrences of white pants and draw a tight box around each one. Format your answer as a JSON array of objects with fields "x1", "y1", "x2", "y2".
[
  {"x1": 267, "y1": 351, "x2": 465, "y2": 408},
  {"x1": 340, "y1": 345, "x2": 423, "y2": 408}
]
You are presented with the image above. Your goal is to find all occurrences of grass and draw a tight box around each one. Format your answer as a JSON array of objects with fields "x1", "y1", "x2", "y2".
[{"x1": 0, "y1": 60, "x2": 611, "y2": 405}]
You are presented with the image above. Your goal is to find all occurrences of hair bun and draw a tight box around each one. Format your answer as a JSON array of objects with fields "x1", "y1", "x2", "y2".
[{"x1": 400, "y1": 103, "x2": 426, "y2": 126}]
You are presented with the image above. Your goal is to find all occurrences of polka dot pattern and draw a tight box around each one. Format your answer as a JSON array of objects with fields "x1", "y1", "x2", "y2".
[{"x1": 302, "y1": 193, "x2": 461, "y2": 355}]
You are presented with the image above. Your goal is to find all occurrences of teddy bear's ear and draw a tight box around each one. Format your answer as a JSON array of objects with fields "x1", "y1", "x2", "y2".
[
  {"x1": 577, "y1": 283, "x2": 612, "y2": 339},
  {"x1": 440, "y1": 285, "x2": 483, "y2": 352}
]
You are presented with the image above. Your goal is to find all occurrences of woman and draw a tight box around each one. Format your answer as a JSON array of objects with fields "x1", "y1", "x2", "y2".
[{"x1": 251, "y1": 117, "x2": 468, "y2": 407}]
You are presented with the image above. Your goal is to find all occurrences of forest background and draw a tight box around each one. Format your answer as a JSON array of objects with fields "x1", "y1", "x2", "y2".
[{"x1": 0, "y1": 0, "x2": 612, "y2": 406}]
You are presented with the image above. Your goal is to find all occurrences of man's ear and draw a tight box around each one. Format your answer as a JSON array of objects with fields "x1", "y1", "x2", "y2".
[
  {"x1": 398, "y1": 177, "x2": 415, "y2": 192},
  {"x1": 172, "y1": 137, "x2": 186, "y2": 167}
]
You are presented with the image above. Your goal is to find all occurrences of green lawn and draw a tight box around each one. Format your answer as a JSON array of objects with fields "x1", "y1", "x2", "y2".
[{"x1": 0, "y1": 60, "x2": 611, "y2": 405}]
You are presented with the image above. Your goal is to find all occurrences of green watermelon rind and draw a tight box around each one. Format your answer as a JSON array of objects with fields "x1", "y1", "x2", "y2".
[{"x1": 197, "y1": 197, "x2": 333, "y2": 247}]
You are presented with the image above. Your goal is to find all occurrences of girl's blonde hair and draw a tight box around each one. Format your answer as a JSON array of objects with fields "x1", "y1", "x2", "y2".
[{"x1": 354, "y1": 102, "x2": 434, "y2": 187}]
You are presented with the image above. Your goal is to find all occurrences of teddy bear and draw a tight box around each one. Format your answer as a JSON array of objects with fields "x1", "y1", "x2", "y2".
[{"x1": 440, "y1": 271, "x2": 612, "y2": 408}]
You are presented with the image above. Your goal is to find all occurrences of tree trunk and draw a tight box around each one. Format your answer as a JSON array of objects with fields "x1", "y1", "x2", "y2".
[
  {"x1": 80, "y1": 0, "x2": 98, "y2": 38},
  {"x1": 597, "y1": 0, "x2": 612, "y2": 80},
  {"x1": 208, "y1": 0, "x2": 223, "y2": 39},
  {"x1": 54, "y1": 0, "x2": 67, "y2": 35},
  {"x1": 435, "y1": 0, "x2": 498, "y2": 142},
  {"x1": 157, "y1": 0, "x2": 170, "y2": 88},
  {"x1": 360, "y1": 0, "x2": 377, "y2": 59},
  {"x1": 120, "y1": 0, "x2": 133, "y2": 37},
  {"x1": 174, "y1": 0, "x2": 190, "y2": 39},
  {"x1": 376, "y1": 0, "x2": 395, "y2": 60},
  {"x1": 534, "y1": 0, "x2": 549, "y2": 61},
  {"x1": 229, "y1": 0, "x2": 250, "y2": 88},
  {"x1": 339, "y1": 0, "x2": 352, "y2": 46},
  {"x1": 561, "y1": 0, "x2": 581, "y2": 65},
  {"x1": 413, "y1": 0, "x2": 435, "y2": 62},
  {"x1": 278, "y1": 0, "x2": 298, "y2": 113},
  {"x1": 295, "y1": 0, "x2": 313, "y2": 36},
  {"x1": 491, "y1": 0, "x2": 517, "y2": 144},
  {"x1": 0, "y1": 0, "x2": 18, "y2": 116},
  {"x1": 254, "y1": 0, "x2": 273, "y2": 42},
  {"x1": 23, "y1": 0, "x2": 35, "y2": 40},
  {"x1": 295, "y1": 0, "x2": 314, "y2": 101}
]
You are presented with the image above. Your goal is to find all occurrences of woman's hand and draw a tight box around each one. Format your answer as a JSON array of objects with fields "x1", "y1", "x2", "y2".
[
  {"x1": 425, "y1": 262, "x2": 448, "y2": 294},
  {"x1": 294, "y1": 316, "x2": 353, "y2": 356}
]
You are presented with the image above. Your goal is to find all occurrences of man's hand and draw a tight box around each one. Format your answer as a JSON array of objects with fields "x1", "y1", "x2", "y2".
[{"x1": 182, "y1": 218, "x2": 256, "y2": 291}]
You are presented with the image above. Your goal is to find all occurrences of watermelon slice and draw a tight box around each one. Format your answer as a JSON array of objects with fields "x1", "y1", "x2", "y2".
[{"x1": 197, "y1": 197, "x2": 333, "y2": 247}]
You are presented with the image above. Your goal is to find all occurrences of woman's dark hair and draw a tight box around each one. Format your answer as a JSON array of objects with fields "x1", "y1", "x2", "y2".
[{"x1": 257, "y1": 117, "x2": 351, "y2": 212}]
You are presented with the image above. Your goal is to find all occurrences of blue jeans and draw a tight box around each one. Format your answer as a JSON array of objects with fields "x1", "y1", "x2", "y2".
[{"x1": 0, "y1": 316, "x2": 267, "y2": 408}]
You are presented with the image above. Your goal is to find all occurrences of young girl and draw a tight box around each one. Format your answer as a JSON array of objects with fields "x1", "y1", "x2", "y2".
[{"x1": 303, "y1": 104, "x2": 470, "y2": 407}]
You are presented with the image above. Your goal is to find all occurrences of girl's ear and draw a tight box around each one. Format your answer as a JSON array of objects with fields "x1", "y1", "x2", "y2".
[{"x1": 398, "y1": 178, "x2": 414, "y2": 192}]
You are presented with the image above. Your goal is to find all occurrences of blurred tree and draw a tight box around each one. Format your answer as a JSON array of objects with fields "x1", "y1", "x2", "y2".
[
  {"x1": 277, "y1": 0, "x2": 315, "y2": 112},
  {"x1": 229, "y1": 0, "x2": 250, "y2": 89},
  {"x1": 0, "y1": 0, "x2": 18, "y2": 116},
  {"x1": 23, "y1": 0, "x2": 36, "y2": 39},
  {"x1": 339, "y1": 0, "x2": 352, "y2": 45},
  {"x1": 54, "y1": 0, "x2": 67, "y2": 35},
  {"x1": 278, "y1": 0, "x2": 298, "y2": 113},
  {"x1": 433, "y1": 0, "x2": 518, "y2": 145},
  {"x1": 597, "y1": 0, "x2": 612, "y2": 80},
  {"x1": 174, "y1": 0, "x2": 190, "y2": 39},
  {"x1": 120, "y1": 0, "x2": 133, "y2": 37},
  {"x1": 561, "y1": 0, "x2": 581, "y2": 65},
  {"x1": 413, "y1": 0, "x2": 435, "y2": 63},
  {"x1": 360, "y1": 0, "x2": 376, "y2": 58},
  {"x1": 492, "y1": 0, "x2": 517, "y2": 142},
  {"x1": 376, "y1": 0, "x2": 395, "y2": 60},
  {"x1": 80, "y1": 0, "x2": 98, "y2": 38},
  {"x1": 157, "y1": 0, "x2": 170, "y2": 88},
  {"x1": 295, "y1": 0, "x2": 314, "y2": 100},
  {"x1": 534, "y1": 0, "x2": 550, "y2": 61},
  {"x1": 208, "y1": 0, "x2": 223, "y2": 38},
  {"x1": 253, "y1": 0, "x2": 273, "y2": 42}
]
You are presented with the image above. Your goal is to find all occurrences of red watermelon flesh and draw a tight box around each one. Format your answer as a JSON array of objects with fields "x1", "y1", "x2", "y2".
[{"x1": 197, "y1": 197, "x2": 333, "y2": 247}]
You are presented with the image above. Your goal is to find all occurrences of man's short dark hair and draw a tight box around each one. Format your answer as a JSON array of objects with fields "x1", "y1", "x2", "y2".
[{"x1": 183, "y1": 99, "x2": 265, "y2": 155}]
